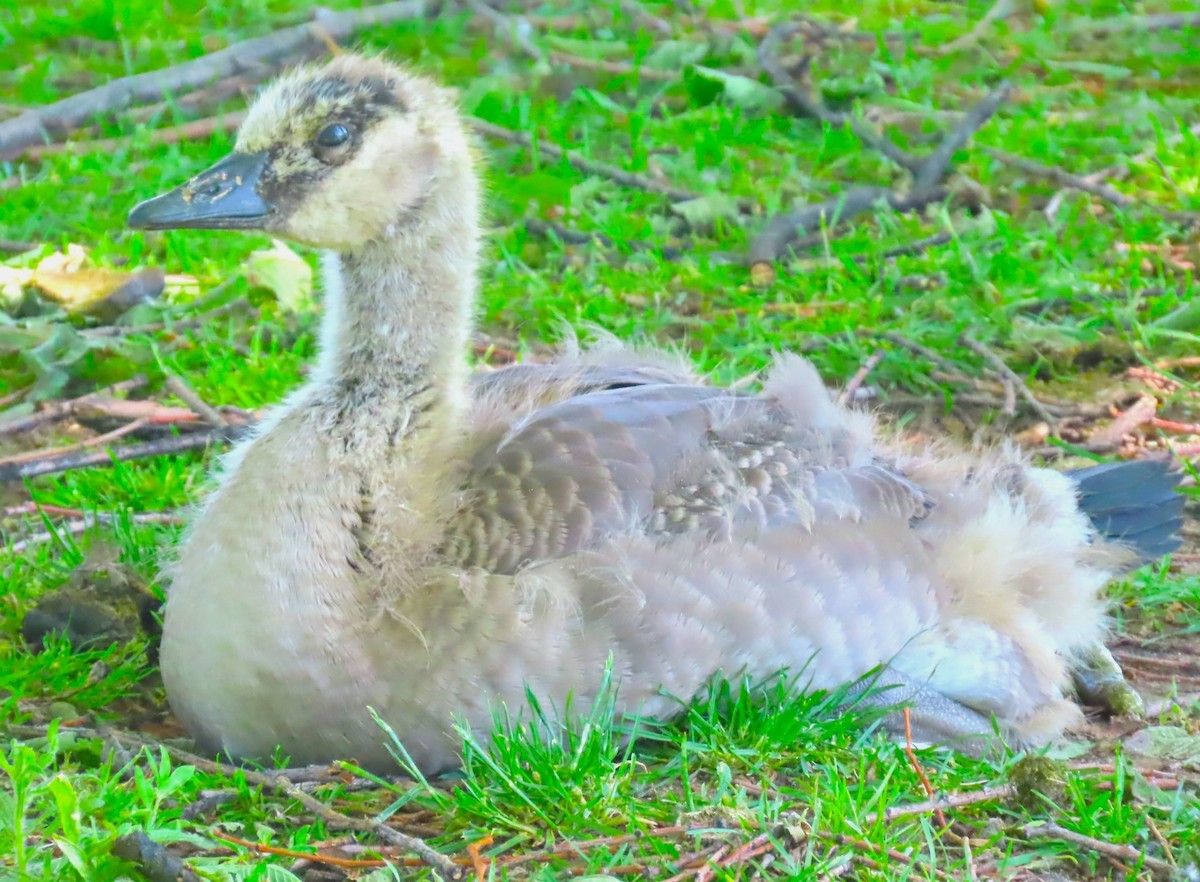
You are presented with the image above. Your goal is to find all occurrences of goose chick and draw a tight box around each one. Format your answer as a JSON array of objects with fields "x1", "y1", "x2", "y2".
[{"x1": 128, "y1": 54, "x2": 1183, "y2": 773}]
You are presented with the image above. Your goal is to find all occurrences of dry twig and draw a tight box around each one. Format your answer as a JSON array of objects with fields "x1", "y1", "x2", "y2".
[
  {"x1": 0, "y1": 424, "x2": 246, "y2": 484},
  {"x1": 1088, "y1": 395, "x2": 1157, "y2": 450},
  {"x1": 1021, "y1": 822, "x2": 1173, "y2": 876},
  {"x1": 24, "y1": 112, "x2": 247, "y2": 159},
  {"x1": 934, "y1": 0, "x2": 1019, "y2": 55},
  {"x1": 0, "y1": 376, "x2": 148, "y2": 437},
  {"x1": 1069, "y1": 12, "x2": 1200, "y2": 36},
  {"x1": 986, "y1": 147, "x2": 1133, "y2": 210},
  {"x1": 902, "y1": 707, "x2": 948, "y2": 828},
  {"x1": 165, "y1": 373, "x2": 230, "y2": 428},
  {"x1": 748, "y1": 69, "x2": 1009, "y2": 267},
  {"x1": 471, "y1": 118, "x2": 703, "y2": 202},
  {"x1": 960, "y1": 336, "x2": 1056, "y2": 423},
  {"x1": 0, "y1": 0, "x2": 429, "y2": 158},
  {"x1": 758, "y1": 22, "x2": 922, "y2": 175},
  {"x1": 839, "y1": 351, "x2": 885, "y2": 404},
  {"x1": 7, "y1": 511, "x2": 183, "y2": 554}
]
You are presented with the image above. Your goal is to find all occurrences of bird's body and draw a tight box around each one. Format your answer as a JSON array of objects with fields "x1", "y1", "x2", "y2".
[{"x1": 129, "y1": 55, "x2": 1183, "y2": 773}]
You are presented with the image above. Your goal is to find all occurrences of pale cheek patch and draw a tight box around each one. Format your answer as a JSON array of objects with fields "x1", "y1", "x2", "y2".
[{"x1": 285, "y1": 120, "x2": 441, "y2": 248}]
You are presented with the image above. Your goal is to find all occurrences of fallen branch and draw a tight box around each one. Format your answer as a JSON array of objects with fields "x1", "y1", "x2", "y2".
[
  {"x1": 211, "y1": 829, "x2": 387, "y2": 870},
  {"x1": 0, "y1": 238, "x2": 37, "y2": 253},
  {"x1": 911, "y1": 82, "x2": 1010, "y2": 195},
  {"x1": 524, "y1": 217, "x2": 684, "y2": 260},
  {"x1": 268, "y1": 775, "x2": 462, "y2": 879},
  {"x1": 165, "y1": 373, "x2": 229, "y2": 428},
  {"x1": 465, "y1": 0, "x2": 544, "y2": 62},
  {"x1": 985, "y1": 147, "x2": 1133, "y2": 210},
  {"x1": 1021, "y1": 822, "x2": 1173, "y2": 876},
  {"x1": 0, "y1": 424, "x2": 247, "y2": 484},
  {"x1": 902, "y1": 708, "x2": 947, "y2": 828},
  {"x1": 471, "y1": 118, "x2": 704, "y2": 202},
  {"x1": 7, "y1": 724, "x2": 459, "y2": 880},
  {"x1": 748, "y1": 79, "x2": 1008, "y2": 267},
  {"x1": 0, "y1": 376, "x2": 148, "y2": 437},
  {"x1": 547, "y1": 51, "x2": 678, "y2": 82},
  {"x1": 839, "y1": 351, "x2": 885, "y2": 404},
  {"x1": 0, "y1": 0, "x2": 429, "y2": 158},
  {"x1": 1069, "y1": 12, "x2": 1200, "y2": 36},
  {"x1": 749, "y1": 186, "x2": 947, "y2": 270},
  {"x1": 7, "y1": 511, "x2": 184, "y2": 554},
  {"x1": 125, "y1": 72, "x2": 269, "y2": 125},
  {"x1": 0, "y1": 419, "x2": 150, "y2": 469},
  {"x1": 960, "y1": 336, "x2": 1056, "y2": 423},
  {"x1": 84, "y1": 297, "x2": 252, "y2": 338},
  {"x1": 24, "y1": 111, "x2": 246, "y2": 159},
  {"x1": 758, "y1": 22, "x2": 923, "y2": 175},
  {"x1": 876, "y1": 785, "x2": 1017, "y2": 822},
  {"x1": 933, "y1": 0, "x2": 1019, "y2": 56}
]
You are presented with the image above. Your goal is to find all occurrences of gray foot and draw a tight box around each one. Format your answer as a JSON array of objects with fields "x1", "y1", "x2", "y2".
[{"x1": 844, "y1": 668, "x2": 1001, "y2": 757}]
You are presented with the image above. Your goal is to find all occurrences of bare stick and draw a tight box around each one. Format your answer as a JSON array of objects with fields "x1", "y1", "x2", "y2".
[
  {"x1": 749, "y1": 186, "x2": 947, "y2": 267},
  {"x1": 1069, "y1": 12, "x2": 1200, "y2": 36},
  {"x1": 547, "y1": 51, "x2": 678, "y2": 82},
  {"x1": 8, "y1": 512, "x2": 184, "y2": 554},
  {"x1": 0, "y1": 376, "x2": 148, "y2": 437},
  {"x1": 1021, "y1": 822, "x2": 1173, "y2": 876},
  {"x1": 902, "y1": 708, "x2": 947, "y2": 828},
  {"x1": 125, "y1": 72, "x2": 267, "y2": 125},
  {"x1": 0, "y1": 425, "x2": 246, "y2": 484},
  {"x1": 470, "y1": 118, "x2": 702, "y2": 202},
  {"x1": 839, "y1": 351, "x2": 885, "y2": 404},
  {"x1": 985, "y1": 147, "x2": 1133, "y2": 209},
  {"x1": 6, "y1": 724, "x2": 459, "y2": 881},
  {"x1": 524, "y1": 216, "x2": 684, "y2": 260},
  {"x1": 270, "y1": 775, "x2": 463, "y2": 879},
  {"x1": 758, "y1": 22, "x2": 923, "y2": 175},
  {"x1": 165, "y1": 373, "x2": 229, "y2": 427},
  {"x1": 912, "y1": 81, "x2": 1010, "y2": 194},
  {"x1": 0, "y1": 419, "x2": 149, "y2": 468},
  {"x1": 0, "y1": 0, "x2": 428, "y2": 158},
  {"x1": 877, "y1": 785, "x2": 1017, "y2": 822},
  {"x1": 935, "y1": 0, "x2": 1018, "y2": 55},
  {"x1": 960, "y1": 336, "x2": 1056, "y2": 423},
  {"x1": 24, "y1": 111, "x2": 246, "y2": 159},
  {"x1": 465, "y1": 0, "x2": 544, "y2": 62}
]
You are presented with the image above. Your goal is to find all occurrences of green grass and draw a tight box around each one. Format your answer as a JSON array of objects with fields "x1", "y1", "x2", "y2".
[{"x1": 2, "y1": 0, "x2": 1199, "y2": 879}]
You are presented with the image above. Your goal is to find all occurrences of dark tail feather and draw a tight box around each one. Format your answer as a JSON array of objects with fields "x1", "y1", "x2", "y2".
[{"x1": 1068, "y1": 460, "x2": 1185, "y2": 567}]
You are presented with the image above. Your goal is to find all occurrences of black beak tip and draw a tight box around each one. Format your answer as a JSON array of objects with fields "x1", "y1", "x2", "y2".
[
  {"x1": 126, "y1": 151, "x2": 273, "y2": 232},
  {"x1": 127, "y1": 197, "x2": 170, "y2": 230}
]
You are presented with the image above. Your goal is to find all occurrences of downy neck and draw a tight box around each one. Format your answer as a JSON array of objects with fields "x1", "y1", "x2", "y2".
[{"x1": 309, "y1": 180, "x2": 480, "y2": 452}]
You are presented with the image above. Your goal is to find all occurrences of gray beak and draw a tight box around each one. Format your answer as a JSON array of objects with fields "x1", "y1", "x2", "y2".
[{"x1": 128, "y1": 151, "x2": 273, "y2": 231}]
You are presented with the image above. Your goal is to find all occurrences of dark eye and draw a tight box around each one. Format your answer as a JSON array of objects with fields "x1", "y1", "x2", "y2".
[{"x1": 315, "y1": 123, "x2": 350, "y2": 149}]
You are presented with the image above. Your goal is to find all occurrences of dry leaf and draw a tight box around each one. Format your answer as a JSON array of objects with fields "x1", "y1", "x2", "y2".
[{"x1": 32, "y1": 266, "x2": 165, "y2": 318}]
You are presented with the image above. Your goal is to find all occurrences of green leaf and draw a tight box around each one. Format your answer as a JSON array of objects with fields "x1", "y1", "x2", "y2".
[
  {"x1": 642, "y1": 40, "x2": 709, "y2": 70},
  {"x1": 47, "y1": 774, "x2": 81, "y2": 842},
  {"x1": 670, "y1": 193, "x2": 742, "y2": 227},
  {"x1": 244, "y1": 240, "x2": 314, "y2": 313},
  {"x1": 1125, "y1": 726, "x2": 1200, "y2": 769},
  {"x1": 1044, "y1": 59, "x2": 1133, "y2": 79},
  {"x1": 575, "y1": 87, "x2": 628, "y2": 116},
  {"x1": 683, "y1": 66, "x2": 783, "y2": 113}
]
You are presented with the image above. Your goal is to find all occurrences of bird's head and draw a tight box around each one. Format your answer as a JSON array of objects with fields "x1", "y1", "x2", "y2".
[{"x1": 128, "y1": 54, "x2": 473, "y2": 251}]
